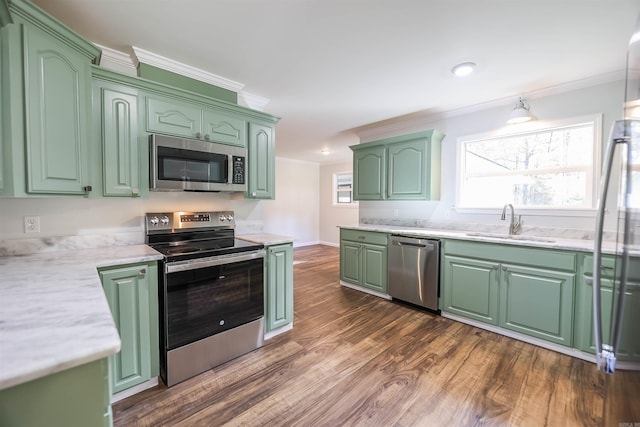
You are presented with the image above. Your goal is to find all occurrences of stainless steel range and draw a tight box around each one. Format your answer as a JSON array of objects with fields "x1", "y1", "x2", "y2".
[{"x1": 145, "y1": 211, "x2": 265, "y2": 387}]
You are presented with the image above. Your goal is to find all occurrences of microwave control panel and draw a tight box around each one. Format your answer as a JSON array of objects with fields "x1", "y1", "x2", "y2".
[{"x1": 232, "y1": 156, "x2": 245, "y2": 184}]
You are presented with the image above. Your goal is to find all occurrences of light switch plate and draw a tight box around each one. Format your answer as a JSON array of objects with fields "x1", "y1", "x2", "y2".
[{"x1": 24, "y1": 216, "x2": 40, "y2": 233}]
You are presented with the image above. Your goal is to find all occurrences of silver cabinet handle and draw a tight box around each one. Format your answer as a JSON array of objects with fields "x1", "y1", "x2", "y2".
[
  {"x1": 204, "y1": 134, "x2": 210, "y2": 140},
  {"x1": 195, "y1": 132, "x2": 202, "y2": 139},
  {"x1": 138, "y1": 269, "x2": 146, "y2": 278}
]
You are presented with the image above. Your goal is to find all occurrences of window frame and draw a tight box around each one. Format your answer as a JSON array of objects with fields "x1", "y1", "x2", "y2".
[
  {"x1": 455, "y1": 114, "x2": 602, "y2": 216},
  {"x1": 332, "y1": 172, "x2": 358, "y2": 208}
]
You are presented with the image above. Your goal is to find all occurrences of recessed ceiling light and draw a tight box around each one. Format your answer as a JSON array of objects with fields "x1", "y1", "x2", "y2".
[
  {"x1": 321, "y1": 149, "x2": 330, "y2": 155},
  {"x1": 451, "y1": 62, "x2": 476, "y2": 77}
]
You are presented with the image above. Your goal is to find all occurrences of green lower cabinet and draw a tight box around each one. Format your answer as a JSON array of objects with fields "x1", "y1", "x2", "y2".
[
  {"x1": 499, "y1": 264, "x2": 575, "y2": 345},
  {"x1": 99, "y1": 262, "x2": 159, "y2": 394},
  {"x1": 339, "y1": 229, "x2": 388, "y2": 294},
  {"x1": 265, "y1": 243, "x2": 294, "y2": 332},
  {"x1": 575, "y1": 255, "x2": 640, "y2": 362},
  {"x1": 442, "y1": 255, "x2": 499, "y2": 325},
  {"x1": 442, "y1": 240, "x2": 576, "y2": 347},
  {"x1": 0, "y1": 359, "x2": 110, "y2": 427}
]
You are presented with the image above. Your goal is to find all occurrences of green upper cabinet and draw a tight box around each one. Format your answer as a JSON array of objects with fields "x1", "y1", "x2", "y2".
[
  {"x1": 147, "y1": 96, "x2": 247, "y2": 147},
  {"x1": 247, "y1": 121, "x2": 275, "y2": 199},
  {"x1": 350, "y1": 130, "x2": 444, "y2": 201},
  {"x1": 100, "y1": 262, "x2": 159, "y2": 395},
  {"x1": 203, "y1": 109, "x2": 246, "y2": 147},
  {"x1": 93, "y1": 78, "x2": 142, "y2": 197},
  {"x1": 265, "y1": 243, "x2": 294, "y2": 333},
  {"x1": 353, "y1": 146, "x2": 386, "y2": 200},
  {"x1": 0, "y1": 0, "x2": 100, "y2": 197},
  {"x1": 23, "y1": 25, "x2": 93, "y2": 194}
]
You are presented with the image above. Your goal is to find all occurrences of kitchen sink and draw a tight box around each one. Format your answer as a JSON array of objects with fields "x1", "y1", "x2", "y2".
[{"x1": 465, "y1": 232, "x2": 556, "y2": 243}]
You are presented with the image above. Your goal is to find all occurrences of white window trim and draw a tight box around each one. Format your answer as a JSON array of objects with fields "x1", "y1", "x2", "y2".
[
  {"x1": 333, "y1": 172, "x2": 358, "y2": 208},
  {"x1": 455, "y1": 114, "x2": 603, "y2": 216}
]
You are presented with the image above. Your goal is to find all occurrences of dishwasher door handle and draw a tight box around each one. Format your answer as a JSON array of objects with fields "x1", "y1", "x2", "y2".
[{"x1": 392, "y1": 239, "x2": 435, "y2": 250}]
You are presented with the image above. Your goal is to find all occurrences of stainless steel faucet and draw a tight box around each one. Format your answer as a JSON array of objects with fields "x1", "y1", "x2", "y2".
[{"x1": 501, "y1": 204, "x2": 522, "y2": 235}]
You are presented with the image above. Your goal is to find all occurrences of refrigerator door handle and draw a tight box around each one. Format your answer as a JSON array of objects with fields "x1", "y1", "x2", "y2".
[{"x1": 593, "y1": 120, "x2": 630, "y2": 374}]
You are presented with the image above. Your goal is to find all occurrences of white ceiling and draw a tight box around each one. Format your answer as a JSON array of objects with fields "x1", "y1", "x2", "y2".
[{"x1": 31, "y1": 0, "x2": 640, "y2": 164}]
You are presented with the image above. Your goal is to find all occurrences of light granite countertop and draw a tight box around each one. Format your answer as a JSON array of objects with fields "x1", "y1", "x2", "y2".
[
  {"x1": 339, "y1": 224, "x2": 622, "y2": 255},
  {"x1": 0, "y1": 244, "x2": 163, "y2": 391},
  {"x1": 238, "y1": 233, "x2": 294, "y2": 246}
]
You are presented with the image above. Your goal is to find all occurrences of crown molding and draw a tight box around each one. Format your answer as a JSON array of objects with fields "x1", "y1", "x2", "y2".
[
  {"x1": 238, "y1": 92, "x2": 270, "y2": 111},
  {"x1": 95, "y1": 44, "x2": 137, "y2": 76},
  {"x1": 355, "y1": 70, "x2": 627, "y2": 141},
  {"x1": 131, "y1": 46, "x2": 245, "y2": 93}
]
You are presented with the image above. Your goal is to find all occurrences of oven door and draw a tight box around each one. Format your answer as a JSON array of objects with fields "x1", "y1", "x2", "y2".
[{"x1": 163, "y1": 251, "x2": 265, "y2": 350}]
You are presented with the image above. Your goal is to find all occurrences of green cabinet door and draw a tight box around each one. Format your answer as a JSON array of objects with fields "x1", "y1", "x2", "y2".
[
  {"x1": 340, "y1": 240, "x2": 361, "y2": 284},
  {"x1": 96, "y1": 82, "x2": 141, "y2": 197},
  {"x1": 0, "y1": 34, "x2": 4, "y2": 193},
  {"x1": 500, "y1": 264, "x2": 575, "y2": 345},
  {"x1": 203, "y1": 109, "x2": 247, "y2": 147},
  {"x1": 362, "y1": 244, "x2": 387, "y2": 293},
  {"x1": 265, "y1": 243, "x2": 294, "y2": 332},
  {"x1": 100, "y1": 262, "x2": 159, "y2": 394},
  {"x1": 353, "y1": 146, "x2": 385, "y2": 200},
  {"x1": 247, "y1": 122, "x2": 275, "y2": 199},
  {"x1": 442, "y1": 254, "x2": 500, "y2": 325},
  {"x1": 146, "y1": 96, "x2": 202, "y2": 139},
  {"x1": 387, "y1": 138, "x2": 440, "y2": 200},
  {"x1": 339, "y1": 229, "x2": 388, "y2": 294},
  {"x1": 23, "y1": 25, "x2": 92, "y2": 195}
]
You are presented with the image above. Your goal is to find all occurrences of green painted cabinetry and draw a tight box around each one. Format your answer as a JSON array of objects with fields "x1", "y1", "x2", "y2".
[
  {"x1": 340, "y1": 229, "x2": 388, "y2": 294},
  {"x1": 146, "y1": 96, "x2": 247, "y2": 147},
  {"x1": 353, "y1": 146, "x2": 386, "y2": 200},
  {"x1": 93, "y1": 79, "x2": 143, "y2": 197},
  {"x1": 442, "y1": 240, "x2": 576, "y2": 346},
  {"x1": 265, "y1": 243, "x2": 294, "y2": 333},
  {"x1": 574, "y1": 255, "x2": 640, "y2": 362},
  {"x1": 0, "y1": 0, "x2": 99, "y2": 197},
  {"x1": 442, "y1": 255, "x2": 500, "y2": 324},
  {"x1": 351, "y1": 130, "x2": 444, "y2": 201},
  {"x1": 0, "y1": 359, "x2": 111, "y2": 427},
  {"x1": 99, "y1": 262, "x2": 159, "y2": 395},
  {"x1": 23, "y1": 24, "x2": 93, "y2": 194},
  {"x1": 247, "y1": 122, "x2": 276, "y2": 199}
]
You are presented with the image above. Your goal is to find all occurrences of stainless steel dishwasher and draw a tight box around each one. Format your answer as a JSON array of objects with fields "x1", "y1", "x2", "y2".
[{"x1": 388, "y1": 235, "x2": 440, "y2": 311}]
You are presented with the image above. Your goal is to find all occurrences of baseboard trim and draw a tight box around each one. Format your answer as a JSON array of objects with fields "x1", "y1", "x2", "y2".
[
  {"x1": 111, "y1": 377, "x2": 159, "y2": 403},
  {"x1": 264, "y1": 323, "x2": 293, "y2": 340},
  {"x1": 340, "y1": 280, "x2": 392, "y2": 300}
]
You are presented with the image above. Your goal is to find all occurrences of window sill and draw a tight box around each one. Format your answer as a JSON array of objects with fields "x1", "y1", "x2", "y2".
[{"x1": 333, "y1": 203, "x2": 359, "y2": 209}]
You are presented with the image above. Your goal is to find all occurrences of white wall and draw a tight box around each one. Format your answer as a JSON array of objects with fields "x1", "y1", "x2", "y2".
[
  {"x1": 263, "y1": 157, "x2": 320, "y2": 246},
  {"x1": 357, "y1": 79, "x2": 625, "y2": 234},
  {"x1": 319, "y1": 162, "x2": 358, "y2": 246}
]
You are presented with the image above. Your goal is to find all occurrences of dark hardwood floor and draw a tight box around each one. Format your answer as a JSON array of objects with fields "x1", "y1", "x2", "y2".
[{"x1": 113, "y1": 245, "x2": 640, "y2": 426}]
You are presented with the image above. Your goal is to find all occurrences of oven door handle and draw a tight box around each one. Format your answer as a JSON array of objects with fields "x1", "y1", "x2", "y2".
[{"x1": 166, "y1": 250, "x2": 266, "y2": 273}]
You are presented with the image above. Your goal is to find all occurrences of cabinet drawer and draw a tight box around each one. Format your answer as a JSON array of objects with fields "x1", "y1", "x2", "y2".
[
  {"x1": 583, "y1": 254, "x2": 640, "y2": 282},
  {"x1": 340, "y1": 229, "x2": 388, "y2": 246}
]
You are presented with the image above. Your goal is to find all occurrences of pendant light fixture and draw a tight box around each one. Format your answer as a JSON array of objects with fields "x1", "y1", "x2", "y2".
[{"x1": 507, "y1": 97, "x2": 532, "y2": 124}]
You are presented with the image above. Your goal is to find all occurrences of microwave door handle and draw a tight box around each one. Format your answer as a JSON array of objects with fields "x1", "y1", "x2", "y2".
[{"x1": 227, "y1": 154, "x2": 233, "y2": 184}]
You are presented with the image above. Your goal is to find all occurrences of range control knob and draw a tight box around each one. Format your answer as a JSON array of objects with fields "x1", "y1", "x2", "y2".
[
  {"x1": 160, "y1": 216, "x2": 170, "y2": 225},
  {"x1": 149, "y1": 216, "x2": 159, "y2": 226},
  {"x1": 226, "y1": 214, "x2": 234, "y2": 221},
  {"x1": 219, "y1": 214, "x2": 227, "y2": 222}
]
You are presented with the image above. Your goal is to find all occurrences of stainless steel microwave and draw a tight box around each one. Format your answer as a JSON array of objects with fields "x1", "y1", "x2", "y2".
[{"x1": 149, "y1": 134, "x2": 247, "y2": 192}]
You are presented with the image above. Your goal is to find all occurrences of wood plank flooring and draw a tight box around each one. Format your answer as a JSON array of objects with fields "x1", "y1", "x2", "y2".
[{"x1": 113, "y1": 245, "x2": 640, "y2": 426}]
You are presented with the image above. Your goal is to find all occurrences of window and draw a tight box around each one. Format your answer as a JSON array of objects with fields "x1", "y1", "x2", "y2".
[
  {"x1": 457, "y1": 116, "x2": 601, "y2": 210},
  {"x1": 333, "y1": 172, "x2": 357, "y2": 206}
]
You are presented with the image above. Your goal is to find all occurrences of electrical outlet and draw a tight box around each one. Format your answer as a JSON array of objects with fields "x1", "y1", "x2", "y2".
[{"x1": 24, "y1": 216, "x2": 40, "y2": 233}]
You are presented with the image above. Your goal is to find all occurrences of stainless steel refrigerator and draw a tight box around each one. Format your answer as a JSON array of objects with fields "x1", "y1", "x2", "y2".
[{"x1": 593, "y1": 14, "x2": 640, "y2": 425}]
